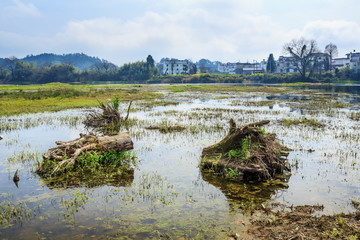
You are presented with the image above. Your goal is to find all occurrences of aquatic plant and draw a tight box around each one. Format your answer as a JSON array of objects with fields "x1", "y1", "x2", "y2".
[{"x1": 0, "y1": 199, "x2": 36, "y2": 229}]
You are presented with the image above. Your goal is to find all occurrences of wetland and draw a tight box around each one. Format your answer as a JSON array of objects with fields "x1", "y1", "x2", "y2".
[{"x1": 0, "y1": 83, "x2": 360, "y2": 239}]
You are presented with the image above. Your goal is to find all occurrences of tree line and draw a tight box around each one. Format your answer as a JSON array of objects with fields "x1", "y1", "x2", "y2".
[
  {"x1": 0, "y1": 55, "x2": 159, "y2": 84},
  {"x1": 1, "y1": 39, "x2": 360, "y2": 84}
]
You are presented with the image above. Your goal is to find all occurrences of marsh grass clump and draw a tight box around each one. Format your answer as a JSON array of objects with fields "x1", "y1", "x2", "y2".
[
  {"x1": 201, "y1": 119, "x2": 290, "y2": 181},
  {"x1": 282, "y1": 117, "x2": 325, "y2": 128}
]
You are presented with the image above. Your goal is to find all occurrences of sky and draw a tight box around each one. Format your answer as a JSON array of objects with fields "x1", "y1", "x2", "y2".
[{"x1": 1, "y1": 0, "x2": 360, "y2": 66}]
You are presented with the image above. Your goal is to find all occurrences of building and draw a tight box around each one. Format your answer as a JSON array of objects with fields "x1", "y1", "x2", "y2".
[
  {"x1": 276, "y1": 53, "x2": 330, "y2": 74},
  {"x1": 332, "y1": 58, "x2": 350, "y2": 69},
  {"x1": 161, "y1": 58, "x2": 193, "y2": 75},
  {"x1": 332, "y1": 51, "x2": 360, "y2": 72},
  {"x1": 275, "y1": 56, "x2": 297, "y2": 73},
  {"x1": 217, "y1": 62, "x2": 237, "y2": 74},
  {"x1": 347, "y1": 51, "x2": 360, "y2": 73},
  {"x1": 236, "y1": 62, "x2": 264, "y2": 74}
]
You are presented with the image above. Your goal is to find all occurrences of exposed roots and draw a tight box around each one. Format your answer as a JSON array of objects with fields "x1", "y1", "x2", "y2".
[
  {"x1": 37, "y1": 132, "x2": 134, "y2": 176},
  {"x1": 201, "y1": 119, "x2": 290, "y2": 180}
]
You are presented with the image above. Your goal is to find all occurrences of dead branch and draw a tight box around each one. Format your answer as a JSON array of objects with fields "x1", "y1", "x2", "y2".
[{"x1": 37, "y1": 132, "x2": 134, "y2": 176}]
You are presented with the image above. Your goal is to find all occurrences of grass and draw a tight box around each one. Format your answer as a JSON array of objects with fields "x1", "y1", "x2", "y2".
[
  {"x1": 0, "y1": 83, "x2": 300, "y2": 116},
  {"x1": 282, "y1": 117, "x2": 325, "y2": 128},
  {"x1": 0, "y1": 87, "x2": 161, "y2": 116},
  {"x1": 0, "y1": 198, "x2": 36, "y2": 229},
  {"x1": 228, "y1": 137, "x2": 250, "y2": 160}
]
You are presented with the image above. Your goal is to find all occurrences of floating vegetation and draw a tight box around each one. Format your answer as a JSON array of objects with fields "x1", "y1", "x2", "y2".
[
  {"x1": 140, "y1": 100, "x2": 180, "y2": 109},
  {"x1": 281, "y1": 117, "x2": 325, "y2": 128},
  {"x1": 0, "y1": 115, "x2": 84, "y2": 133},
  {"x1": 7, "y1": 150, "x2": 41, "y2": 164},
  {"x1": 59, "y1": 189, "x2": 90, "y2": 225},
  {"x1": 146, "y1": 125, "x2": 185, "y2": 133},
  {"x1": 350, "y1": 111, "x2": 360, "y2": 121},
  {"x1": 111, "y1": 172, "x2": 179, "y2": 207},
  {"x1": 0, "y1": 198, "x2": 36, "y2": 229}
]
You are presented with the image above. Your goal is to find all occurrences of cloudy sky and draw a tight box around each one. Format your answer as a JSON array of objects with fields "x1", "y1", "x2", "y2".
[{"x1": 1, "y1": 0, "x2": 360, "y2": 65}]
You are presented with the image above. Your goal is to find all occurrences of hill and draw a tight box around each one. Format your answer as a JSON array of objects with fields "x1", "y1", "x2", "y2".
[{"x1": 0, "y1": 53, "x2": 112, "y2": 70}]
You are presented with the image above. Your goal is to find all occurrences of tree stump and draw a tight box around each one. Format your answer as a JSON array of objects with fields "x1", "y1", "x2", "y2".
[
  {"x1": 37, "y1": 132, "x2": 133, "y2": 175},
  {"x1": 201, "y1": 119, "x2": 290, "y2": 180}
]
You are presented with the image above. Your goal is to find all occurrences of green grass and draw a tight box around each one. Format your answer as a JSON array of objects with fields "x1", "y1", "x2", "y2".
[
  {"x1": 0, "y1": 86, "x2": 161, "y2": 116},
  {"x1": 0, "y1": 199, "x2": 36, "y2": 229},
  {"x1": 228, "y1": 137, "x2": 250, "y2": 160},
  {"x1": 282, "y1": 118, "x2": 325, "y2": 128}
]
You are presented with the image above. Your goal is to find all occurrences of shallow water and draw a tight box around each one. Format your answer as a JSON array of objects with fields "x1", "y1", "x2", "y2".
[{"x1": 0, "y1": 86, "x2": 360, "y2": 239}]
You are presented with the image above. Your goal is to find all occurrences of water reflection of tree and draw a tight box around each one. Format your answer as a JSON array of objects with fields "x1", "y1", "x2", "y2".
[
  {"x1": 38, "y1": 167, "x2": 134, "y2": 189},
  {"x1": 201, "y1": 172, "x2": 290, "y2": 212}
]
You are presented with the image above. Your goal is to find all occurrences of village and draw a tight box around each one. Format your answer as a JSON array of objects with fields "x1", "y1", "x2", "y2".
[{"x1": 158, "y1": 50, "x2": 360, "y2": 75}]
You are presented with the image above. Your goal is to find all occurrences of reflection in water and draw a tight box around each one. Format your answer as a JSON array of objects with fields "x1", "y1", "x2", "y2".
[
  {"x1": 201, "y1": 171, "x2": 290, "y2": 212},
  {"x1": 38, "y1": 168, "x2": 135, "y2": 189}
]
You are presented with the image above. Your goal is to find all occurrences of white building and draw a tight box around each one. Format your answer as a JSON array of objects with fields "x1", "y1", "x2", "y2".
[
  {"x1": 347, "y1": 51, "x2": 360, "y2": 73},
  {"x1": 332, "y1": 58, "x2": 350, "y2": 69},
  {"x1": 162, "y1": 59, "x2": 192, "y2": 75},
  {"x1": 333, "y1": 51, "x2": 360, "y2": 72},
  {"x1": 217, "y1": 62, "x2": 237, "y2": 74},
  {"x1": 276, "y1": 56, "x2": 297, "y2": 73}
]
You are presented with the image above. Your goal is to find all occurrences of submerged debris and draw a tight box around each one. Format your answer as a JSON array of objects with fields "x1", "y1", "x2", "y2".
[{"x1": 201, "y1": 119, "x2": 290, "y2": 180}]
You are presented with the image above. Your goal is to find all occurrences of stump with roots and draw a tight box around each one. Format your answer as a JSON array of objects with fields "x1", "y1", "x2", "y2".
[
  {"x1": 36, "y1": 132, "x2": 134, "y2": 176},
  {"x1": 201, "y1": 119, "x2": 290, "y2": 180}
]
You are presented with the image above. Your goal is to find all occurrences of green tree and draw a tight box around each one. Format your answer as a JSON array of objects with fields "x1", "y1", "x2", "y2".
[
  {"x1": 1, "y1": 56, "x2": 17, "y2": 80},
  {"x1": 283, "y1": 37, "x2": 320, "y2": 81},
  {"x1": 146, "y1": 55, "x2": 155, "y2": 67},
  {"x1": 189, "y1": 64, "x2": 197, "y2": 74},
  {"x1": 13, "y1": 61, "x2": 35, "y2": 83},
  {"x1": 266, "y1": 53, "x2": 276, "y2": 73}
]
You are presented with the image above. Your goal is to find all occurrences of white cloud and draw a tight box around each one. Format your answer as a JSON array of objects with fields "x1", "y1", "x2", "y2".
[
  {"x1": 303, "y1": 20, "x2": 360, "y2": 43},
  {"x1": 57, "y1": 7, "x2": 289, "y2": 64},
  {"x1": 4, "y1": 0, "x2": 41, "y2": 17},
  {"x1": 297, "y1": 20, "x2": 360, "y2": 56},
  {"x1": 1, "y1": 0, "x2": 359, "y2": 64}
]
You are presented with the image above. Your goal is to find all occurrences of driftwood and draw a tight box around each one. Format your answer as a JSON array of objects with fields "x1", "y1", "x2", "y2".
[
  {"x1": 201, "y1": 119, "x2": 290, "y2": 180},
  {"x1": 38, "y1": 132, "x2": 133, "y2": 175}
]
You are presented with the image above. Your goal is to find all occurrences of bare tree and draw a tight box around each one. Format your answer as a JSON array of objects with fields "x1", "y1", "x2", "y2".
[
  {"x1": 283, "y1": 38, "x2": 320, "y2": 81},
  {"x1": 325, "y1": 43, "x2": 338, "y2": 71}
]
